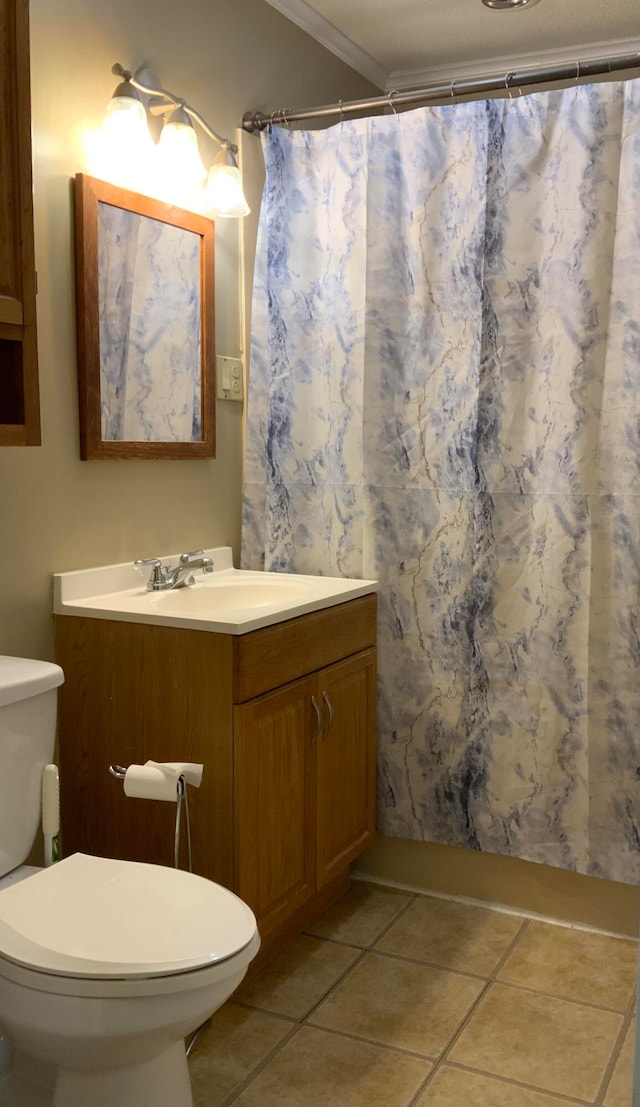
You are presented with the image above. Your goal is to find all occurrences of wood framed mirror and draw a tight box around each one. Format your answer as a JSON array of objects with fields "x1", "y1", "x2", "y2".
[{"x1": 74, "y1": 174, "x2": 215, "y2": 459}]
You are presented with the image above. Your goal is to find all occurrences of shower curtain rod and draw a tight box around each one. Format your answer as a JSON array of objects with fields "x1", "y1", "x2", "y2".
[{"x1": 242, "y1": 50, "x2": 640, "y2": 132}]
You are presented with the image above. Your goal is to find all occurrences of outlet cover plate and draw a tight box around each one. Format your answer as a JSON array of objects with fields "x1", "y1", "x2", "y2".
[{"x1": 216, "y1": 355, "x2": 244, "y2": 402}]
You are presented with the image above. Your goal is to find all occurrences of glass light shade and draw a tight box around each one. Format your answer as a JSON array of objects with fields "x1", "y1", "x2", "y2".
[
  {"x1": 99, "y1": 95, "x2": 155, "y2": 192},
  {"x1": 158, "y1": 120, "x2": 207, "y2": 181},
  {"x1": 155, "y1": 118, "x2": 208, "y2": 211},
  {"x1": 105, "y1": 93, "x2": 148, "y2": 134},
  {"x1": 204, "y1": 162, "x2": 250, "y2": 218}
]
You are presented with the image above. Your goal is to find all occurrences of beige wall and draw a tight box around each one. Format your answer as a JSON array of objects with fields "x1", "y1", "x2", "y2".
[{"x1": 0, "y1": 0, "x2": 376, "y2": 661}]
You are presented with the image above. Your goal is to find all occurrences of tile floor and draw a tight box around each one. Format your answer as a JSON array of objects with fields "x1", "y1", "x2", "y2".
[{"x1": 188, "y1": 882, "x2": 638, "y2": 1107}]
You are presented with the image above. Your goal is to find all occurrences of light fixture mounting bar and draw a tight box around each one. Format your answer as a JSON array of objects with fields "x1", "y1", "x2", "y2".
[{"x1": 111, "y1": 62, "x2": 235, "y2": 154}]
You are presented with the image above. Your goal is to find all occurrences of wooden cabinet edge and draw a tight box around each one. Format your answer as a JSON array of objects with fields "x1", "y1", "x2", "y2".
[
  {"x1": 233, "y1": 593, "x2": 378, "y2": 702},
  {"x1": 0, "y1": 0, "x2": 40, "y2": 445}
]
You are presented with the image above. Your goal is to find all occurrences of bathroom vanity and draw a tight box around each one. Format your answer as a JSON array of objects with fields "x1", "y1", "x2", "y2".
[{"x1": 54, "y1": 551, "x2": 377, "y2": 963}]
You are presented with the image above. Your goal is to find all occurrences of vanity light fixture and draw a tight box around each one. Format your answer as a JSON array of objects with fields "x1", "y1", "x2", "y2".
[{"x1": 106, "y1": 63, "x2": 250, "y2": 217}]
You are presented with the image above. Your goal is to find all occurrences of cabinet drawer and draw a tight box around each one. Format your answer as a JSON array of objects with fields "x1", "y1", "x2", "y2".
[{"x1": 232, "y1": 593, "x2": 377, "y2": 703}]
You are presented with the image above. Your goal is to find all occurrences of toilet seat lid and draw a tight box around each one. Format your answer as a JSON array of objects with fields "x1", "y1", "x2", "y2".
[{"x1": 0, "y1": 854, "x2": 257, "y2": 979}]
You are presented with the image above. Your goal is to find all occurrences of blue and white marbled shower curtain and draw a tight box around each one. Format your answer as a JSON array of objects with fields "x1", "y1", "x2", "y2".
[{"x1": 242, "y1": 80, "x2": 640, "y2": 883}]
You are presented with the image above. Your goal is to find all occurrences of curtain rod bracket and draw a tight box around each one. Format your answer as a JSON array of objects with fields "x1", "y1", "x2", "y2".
[{"x1": 242, "y1": 110, "x2": 268, "y2": 135}]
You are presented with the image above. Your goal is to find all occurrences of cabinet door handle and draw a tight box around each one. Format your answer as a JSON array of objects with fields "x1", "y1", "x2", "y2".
[
  {"x1": 311, "y1": 695, "x2": 323, "y2": 744},
  {"x1": 321, "y1": 691, "x2": 334, "y2": 739}
]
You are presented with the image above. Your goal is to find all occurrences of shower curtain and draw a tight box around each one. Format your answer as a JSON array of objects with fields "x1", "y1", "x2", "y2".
[{"x1": 242, "y1": 79, "x2": 640, "y2": 884}]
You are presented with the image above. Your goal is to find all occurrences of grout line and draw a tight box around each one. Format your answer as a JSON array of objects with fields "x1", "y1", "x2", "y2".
[
  {"x1": 296, "y1": 892, "x2": 420, "y2": 1023},
  {"x1": 304, "y1": 887, "x2": 418, "y2": 949},
  {"x1": 486, "y1": 916, "x2": 531, "y2": 977},
  {"x1": 406, "y1": 1067, "x2": 437, "y2": 1107},
  {"x1": 426, "y1": 1060, "x2": 593, "y2": 1105},
  {"x1": 219, "y1": 1022, "x2": 302, "y2": 1107},
  {"x1": 366, "y1": 889, "x2": 419, "y2": 941},
  {"x1": 593, "y1": 1005, "x2": 634, "y2": 1106},
  {"x1": 487, "y1": 976, "x2": 633, "y2": 1017},
  {"x1": 231, "y1": 944, "x2": 369, "y2": 1028},
  {"x1": 298, "y1": 947, "x2": 370, "y2": 1023},
  {"x1": 295, "y1": 1018, "x2": 441, "y2": 1063},
  {"x1": 229, "y1": 1000, "x2": 299, "y2": 1025},
  {"x1": 346, "y1": 944, "x2": 506, "y2": 985},
  {"x1": 410, "y1": 917, "x2": 531, "y2": 1098},
  {"x1": 290, "y1": 931, "x2": 634, "y2": 1017},
  {"x1": 405, "y1": 978, "x2": 494, "y2": 1101}
]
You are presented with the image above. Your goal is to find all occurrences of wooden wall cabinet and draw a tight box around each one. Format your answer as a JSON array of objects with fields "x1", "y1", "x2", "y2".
[
  {"x1": 0, "y1": 0, "x2": 40, "y2": 444},
  {"x1": 55, "y1": 595, "x2": 377, "y2": 961}
]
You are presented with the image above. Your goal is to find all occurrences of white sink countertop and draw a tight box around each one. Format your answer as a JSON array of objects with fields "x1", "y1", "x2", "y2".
[{"x1": 53, "y1": 548, "x2": 378, "y2": 635}]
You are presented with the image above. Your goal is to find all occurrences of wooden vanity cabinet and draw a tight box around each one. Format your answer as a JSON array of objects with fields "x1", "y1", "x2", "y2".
[
  {"x1": 55, "y1": 594, "x2": 377, "y2": 957},
  {"x1": 0, "y1": 0, "x2": 40, "y2": 444},
  {"x1": 234, "y1": 647, "x2": 376, "y2": 944}
]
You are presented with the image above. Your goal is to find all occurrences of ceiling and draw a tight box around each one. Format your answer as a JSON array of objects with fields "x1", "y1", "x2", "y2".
[{"x1": 265, "y1": 0, "x2": 640, "y2": 91}]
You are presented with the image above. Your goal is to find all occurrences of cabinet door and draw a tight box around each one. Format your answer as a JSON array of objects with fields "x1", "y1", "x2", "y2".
[
  {"x1": 315, "y1": 649, "x2": 376, "y2": 887},
  {"x1": 234, "y1": 678, "x2": 316, "y2": 938}
]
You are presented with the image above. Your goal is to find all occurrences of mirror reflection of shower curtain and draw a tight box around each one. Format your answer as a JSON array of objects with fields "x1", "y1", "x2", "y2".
[
  {"x1": 97, "y1": 205, "x2": 202, "y2": 442},
  {"x1": 242, "y1": 80, "x2": 640, "y2": 886}
]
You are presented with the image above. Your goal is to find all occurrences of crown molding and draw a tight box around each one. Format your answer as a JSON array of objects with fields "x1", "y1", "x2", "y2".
[
  {"x1": 387, "y1": 36, "x2": 640, "y2": 90},
  {"x1": 263, "y1": 0, "x2": 387, "y2": 89}
]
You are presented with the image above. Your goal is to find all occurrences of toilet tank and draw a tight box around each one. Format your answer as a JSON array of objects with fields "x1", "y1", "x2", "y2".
[{"x1": 0, "y1": 656, "x2": 64, "y2": 879}]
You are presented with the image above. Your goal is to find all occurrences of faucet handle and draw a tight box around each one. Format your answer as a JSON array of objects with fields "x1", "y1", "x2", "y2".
[
  {"x1": 134, "y1": 557, "x2": 169, "y2": 590},
  {"x1": 179, "y1": 549, "x2": 205, "y2": 564}
]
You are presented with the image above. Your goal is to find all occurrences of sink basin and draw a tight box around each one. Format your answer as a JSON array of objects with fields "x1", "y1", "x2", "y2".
[
  {"x1": 53, "y1": 547, "x2": 378, "y2": 635},
  {"x1": 151, "y1": 579, "x2": 309, "y2": 614}
]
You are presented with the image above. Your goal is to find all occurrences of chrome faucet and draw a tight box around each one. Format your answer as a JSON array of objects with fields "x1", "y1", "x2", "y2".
[{"x1": 134, "y1": 550, "x2": 215, "y2": 591}]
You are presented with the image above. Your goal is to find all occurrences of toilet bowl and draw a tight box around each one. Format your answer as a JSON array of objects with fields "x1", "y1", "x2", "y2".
[{"x1": 0, "y1": 852, "x2": 259, "y2": 1107}]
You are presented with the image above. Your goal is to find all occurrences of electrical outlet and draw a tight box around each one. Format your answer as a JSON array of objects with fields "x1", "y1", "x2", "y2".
[{"x1": 216, "y1": 356, "x2": 244, "y2": 402}]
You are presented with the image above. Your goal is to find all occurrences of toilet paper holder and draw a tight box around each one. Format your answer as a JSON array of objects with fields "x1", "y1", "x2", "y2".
[{"x1": 108, "y1": 763, "x2": 193, "y2": 872}]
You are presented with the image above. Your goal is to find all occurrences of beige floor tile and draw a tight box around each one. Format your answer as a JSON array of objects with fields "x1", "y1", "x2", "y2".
[
  {"x1": 188, "y1": 1003, "x2": 292, "y2": 1107},
  {"x1": 449, "y1": 982, "x2": 624, "y2": 1102},
  {"x1": 604, "y1": 1020, "x2": 636, "y2": 1107},
  {"x1": 376, "y1": 894, "x2": 523, "y2": 977},
  {"x1": 306, "y1": 881, "x2": 412, "y2": 947},
  {"x1": 309, "y1": 950, "x2": 484, "y2": 1058},
  {"x1": 234, "y1": 935, "x2": 361, "y2": 1019},
  {"x1": 233, "y1": 1025, "x2": 431, "y2": 1107},
  {"x1": 499, "y1": 921, "x2": 637, "y2": 1010},
  {"x1": 416, "y1": 1066, "x2": 584, "y2": 1105}
]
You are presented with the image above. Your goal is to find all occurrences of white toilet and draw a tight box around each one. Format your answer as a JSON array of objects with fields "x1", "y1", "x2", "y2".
[{"x1": 0, "y1": 656, "x2": 260, "y2": 1107}]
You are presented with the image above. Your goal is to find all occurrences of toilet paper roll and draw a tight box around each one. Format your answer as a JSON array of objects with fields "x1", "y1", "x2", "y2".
[
  {"x1": 146, "y1": 760, "x2": 203, "y2": 788},
  {"x1": 123, "y1": 761, "x2": 204, "y2": 802}
]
